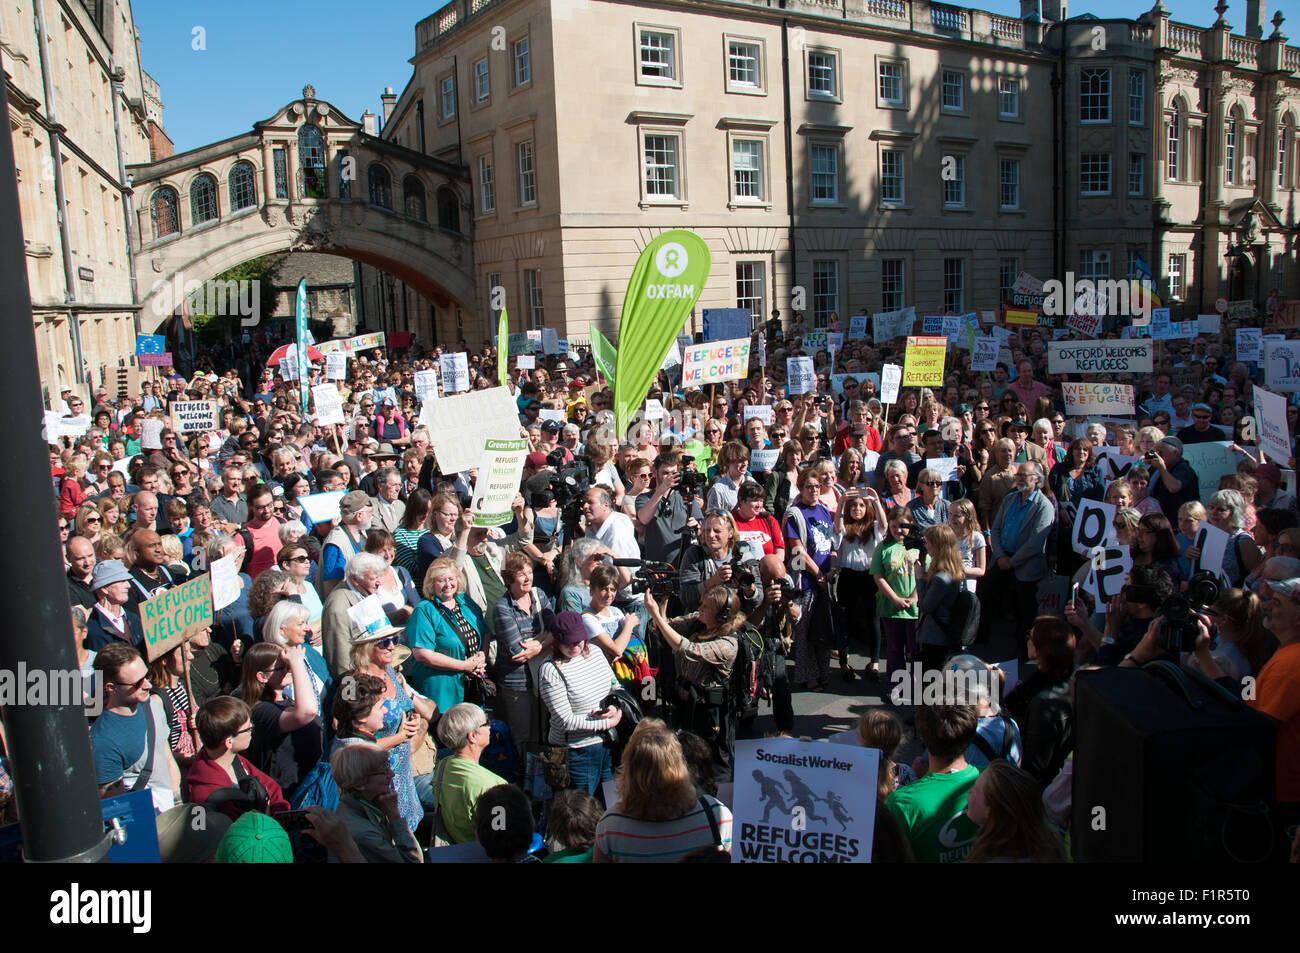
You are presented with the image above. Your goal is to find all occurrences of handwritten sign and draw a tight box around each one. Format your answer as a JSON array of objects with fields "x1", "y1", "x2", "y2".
[
  {"x1": 683, "y1": 338, "x2": 752, "y2": 386},
  {"x1": 873, "y1": 306, "x2": 916, "y2": 344},
  {"x1": 1048, "y1": 340, "x2": 1153, "y2": 375},
  {"x1": 169, "y1": 399, "x2": 220, "y2": 435},
  {"x1": 1061, "y1": 382, "x2": 1135, "y2": 416},
  {"x1": 141, "y1": 573, "x2": 213, "y2": 662},
  {"x1": 1254, "y1": 386, "x2": 1291, "y2": 463},
  {"x1": 210, "y1": 555, "x2": 241, "y2": 612},
  {"x1": 312, "y1": 383, "x2": 345, "y2": 426},
  {"x1": 325, "y1": 352, "x2": 348, "y2": 380},
  {"x1": 902, "y1": 336, "x2": 946, "y2": 386}
]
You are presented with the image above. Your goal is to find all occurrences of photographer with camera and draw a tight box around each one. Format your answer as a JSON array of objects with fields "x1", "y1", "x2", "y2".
[
  {"x1": 1065, "y1": 563, "x2": 1174, "y2": 667},
  {"x1": 635, "y1": 449, "x2": 702, "y2": 564},
  {"x1": 679, "y1": 509, "x2": 764, "y2": 616},
  {"x1": 1145, "y1": 436, "x2": 1200, "y2": 523},
  {"x1": 645, "y1": 586, "x2": 746, "y2": 779},
  {"x1": 749, "y1": 553, "x2": 802, "y2": 735}
]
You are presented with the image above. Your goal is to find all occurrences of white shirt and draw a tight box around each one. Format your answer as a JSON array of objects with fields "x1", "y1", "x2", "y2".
[{"x1": 589, "y1": 511, "x2": 641, "y2": 603}]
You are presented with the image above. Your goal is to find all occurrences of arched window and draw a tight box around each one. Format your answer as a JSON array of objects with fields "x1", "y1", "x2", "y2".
[
  {"x1": 298, "y1": 124, "x2": 327, "y2": 198},
  {"x1": 150, "y1": 187, "x2": 179, "y2": 239},
  {"x1": 190, "y1": 174, "x2": 218, "y2": 225},
  {"x1": 403, "y1": 175, "x2": 427, "y2": 220},
  {"x1": 1280, "y1": 115, "x2": 1294, "y2": 190},
  {"x1": 368, "y1": 164, "x2": 392, "y2": 209},
  {"x1": 1225, "y1": 106, "x2": 1240, "y2": 186},
  {"x1": 436, "y1": 186, "x2": 460, "y2": 233},
  {"x1": 1167, "y1": 100, "x2": 1181, "y2": 182},
  {"x1": 229, "y1": 161, "x2": 256, "y2": 211}
]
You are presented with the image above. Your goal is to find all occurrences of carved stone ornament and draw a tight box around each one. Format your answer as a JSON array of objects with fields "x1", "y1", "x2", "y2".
[{"x1": 303, "y1": 85, "x2": 316, "y2": 101}]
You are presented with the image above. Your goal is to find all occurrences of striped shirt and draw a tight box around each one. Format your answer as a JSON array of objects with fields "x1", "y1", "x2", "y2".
[
  {"x1": 538, "y1": 651, "x2": 618, "y2": 748},
  {"x1": 596, "y1": 797, "x2": 732, "y2": 863}
]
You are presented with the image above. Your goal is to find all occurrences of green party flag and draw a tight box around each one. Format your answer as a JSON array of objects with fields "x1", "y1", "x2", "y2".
[
  {"x1": 497, "y1": 305, "x2": 509, "y2": 386},
  {"x1": 294, "y1": 279, "x2": 310, "y2": 413},
  {"x1": 613, "y1": 230, "x2": 710, "y2": 435},
  {"x1": 591, "y1": 329, "x2": 617, "y2": 386}
]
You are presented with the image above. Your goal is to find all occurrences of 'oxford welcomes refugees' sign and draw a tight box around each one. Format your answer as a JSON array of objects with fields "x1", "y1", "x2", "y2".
[{"x1": 1047, "y1": 339, "x2": 1153, "y2": 375}]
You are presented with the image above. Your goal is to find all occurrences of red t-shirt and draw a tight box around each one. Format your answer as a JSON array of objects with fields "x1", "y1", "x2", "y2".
[
  {"x1": 243, "y1": 518, "x2": 284, "y2": 578},
  {"x1": 834, "y1": 425, "x2": 882, "y2": 456},
  {"x1": 733, "y1": 512, "x2": 786, "y2": 562}
]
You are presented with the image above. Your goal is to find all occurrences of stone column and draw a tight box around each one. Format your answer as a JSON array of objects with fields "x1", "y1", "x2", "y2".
[
  {"x1": 286, "y1": 137, "x2": 300, "y2": 205},
  {"x1": 262, "y1": 140, "x2": 276, "y2": 203}
]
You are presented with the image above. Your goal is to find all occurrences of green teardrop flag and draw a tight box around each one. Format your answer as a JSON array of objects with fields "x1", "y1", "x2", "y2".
[
  {"x1": 613, "y1": 230, "x2": 710, "y2": 435},
  {"x1": 497, "y1": 305, "x2": 509, "y2": 386},
  {"x1": 591, "y1": 329, "x2": 617, "y2": 386}
]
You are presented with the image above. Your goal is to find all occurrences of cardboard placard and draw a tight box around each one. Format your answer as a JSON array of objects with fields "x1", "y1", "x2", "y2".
[
  {"x1": 422, "y1": 386, "x2": 525, "y2": 474},
  {"x1": 141, "y1": 573, "x2": 213, "y2": 661},
  {"x1": 1061, "y1": 382, "x2": 1135, "y2": 416},
  {"x1": 683, "y1": 338, "x2": 752, "y2": 387}
]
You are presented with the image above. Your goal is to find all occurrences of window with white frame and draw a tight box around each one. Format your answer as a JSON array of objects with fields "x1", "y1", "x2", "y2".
[
  {"x1": 440, "y1": 75, "x2": 455, "y2": 120},
  {"x1": 1225, "y1": 110, "x2": 1238, "y2": 186},
  {"x1": 1128, "y1": 71, "x2": 1145, "y2": 125},
  {"x1": 878, "y1": 61, "x2": 904, "y2": 106},
  {"x1": 474, "y1": 59, "x2": 490, "y2": 104},
  {"x1": 999, "y1": 259, "x2": 1018, "y2": 304},
  {"x1": 999, "y1": 158, "x2": 1020, "y2": 209},
  {"x1": 736, "y1": 262, "x2": 765, "y2": 320},
  {"x1": 728, "y1": 40, "x2": 760, "y2": 89},
  {"x1": 808, "y1": 50, "x2": 837, "y2": 98},
  {"x1": 999, "y1": 77, "x2": 1020, "y2": 118},
  {"x1": 643, "y1": 133, "x2": 680, "y2": 198},
  {"x1": 1167, "y1": 253, "x2": 1185, "y2": 299},
  {"x1": 881, "y1": 149, "x2": 905, "y2": 204},
  {"x1": 1126, "y1": 249, "x2": 1142, "y2": 280},
  {"x1": 1080, "y1": 154, "x2": 1111, "y2": 195},
  {"x1": 1080, "y1": 68, "x2": 1110, "y2": 123},
  {"x1": 943, "y1": 154, "x2": 965, "y2": 207},
  {"x1": 1079, "y1": 248, "x2": 1111, "y2": 284},
  {"x1": 516, "y1": 140, "x2": 536, "y2": 205},
  {"x1": 1167, "y1": 102, "x2": 1181, "y2": 181},
  {"x1": 943, "y1": 259, "x2": 964, "y2": 313},
  {"x1": 1281, "y1": 118, "x2": 1293, "y2": 189},
  {"x1": 812, "y1": 260, "x2": 839, "y2": 327},
  {"x1": 810, "y1": 143, "x2": 838, "y2": 203},
  {"x1": 477, "y1": 155, "x2": 495, "y2": 214},
  {"x1": 942, "y1": 70, "x2": 964, "y2": 111},
  {"x1": 881, "y1": 259, "x2": 905, "y2": 312},
  {"x1": 639, "y1": 29, "x2": 676, "y2": 81},
  {"x1": 525, "y1": 269, "x2": 544, "y2": 328},
  {"x1": 1128, "y1": 153, "x2": 1144, "y2": 196},
  {"x1": 512, "y1": 37, "x2": 531, "y2": 87},
  {"x1": 732, "y1": 139, "x2": 763, "y2": 202}
]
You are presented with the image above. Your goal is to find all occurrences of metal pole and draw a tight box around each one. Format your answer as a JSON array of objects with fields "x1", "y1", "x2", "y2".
[{"x1": 0, "y1": 99, "x2": 111, "y2": 863}]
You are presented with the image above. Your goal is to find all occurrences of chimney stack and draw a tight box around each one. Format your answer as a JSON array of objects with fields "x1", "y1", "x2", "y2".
[
  {"x1": 362, "y1": 110, "x2": 378, "y2": 136},
  {"x1": 381, "y1": 87, "x2": 397, "y2": 126},
  {"x1": 1245, "y1": 0, "x2": 1266, "y2": 39}
]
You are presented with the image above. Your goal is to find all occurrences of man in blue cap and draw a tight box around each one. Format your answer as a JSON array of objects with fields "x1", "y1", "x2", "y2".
[{"x1": 86, "y1": 560, "x2": 146, "y2": 650}]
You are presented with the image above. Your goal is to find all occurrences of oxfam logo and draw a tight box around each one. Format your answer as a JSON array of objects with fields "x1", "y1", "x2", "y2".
[{"x1": 655, "y1": 242, "x2": 689, "y2": 279}]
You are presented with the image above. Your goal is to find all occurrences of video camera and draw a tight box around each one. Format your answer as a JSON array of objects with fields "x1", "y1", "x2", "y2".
[
  {"x1": 677, "y1": 468, "x2": 707, "y2": 499},
  {"x1": 614, "y1": 558, "x2": 679, "y2": 598},
  {"x1": 1157, "y1": 570, "x2": 1223, "y2": 653},
  {"x1": 549, "y1": 455, "x2": 593, "y2": 508},
  {"x1": 729, "y1": 549, "x2": 758, "y2": 600},
  {"x1": 902, "y1": 523, "x2": 926, "y2": 552}
]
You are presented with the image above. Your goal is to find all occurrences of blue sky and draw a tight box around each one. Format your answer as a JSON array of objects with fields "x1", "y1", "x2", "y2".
[{"x1": 133, "y1": 0, "x2": 1284, "y2": 154}]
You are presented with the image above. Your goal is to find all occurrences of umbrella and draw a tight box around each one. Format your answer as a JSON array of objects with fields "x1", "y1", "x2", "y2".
[{"x1": 267, "y1": 343, "x2": 324, "y2": 365}]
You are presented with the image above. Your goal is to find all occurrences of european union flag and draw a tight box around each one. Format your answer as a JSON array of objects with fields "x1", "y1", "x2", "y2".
[{"x1": 136, "y1": 334, "x2": 166, "y2": 355}]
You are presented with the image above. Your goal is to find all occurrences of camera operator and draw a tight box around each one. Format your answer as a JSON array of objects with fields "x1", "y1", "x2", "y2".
[
  {"x1": 582, "y1": 485, "x2": 641, "y2": 610},
  {"x1": 645, "y1": 586, "x2": 746, "y2": 780},
  {"x1": 635, "y1": 449, "x2": 701, "y2": 564},
  {"x1": 679, "y1": 509, "x2": 763, "y2": 615},
  {"x1": 1144, "y1": 436, "x2": 1200, "y2": 523},
  {"x1": 1065, "y1": 563, "x2": 1174, "y2": 667},
  {"x1": 747, "y1": 553, "x2": 800, "y2": 735}
]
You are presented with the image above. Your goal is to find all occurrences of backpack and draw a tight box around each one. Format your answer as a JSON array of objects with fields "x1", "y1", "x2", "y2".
[
  {"x1": 290, "y1": 755, "x2": 339, "y2": 811},
  {"x1": 949, "y1": 586, "x2": 981, "y2": 647},
  {"x1": 729, "y1": 623, "x2": 765, "y2": 716}
]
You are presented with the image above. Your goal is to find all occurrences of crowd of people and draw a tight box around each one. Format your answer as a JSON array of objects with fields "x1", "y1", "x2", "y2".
[{"x1": 7, "y1": 298, "x2": 1300, "y2": 864}]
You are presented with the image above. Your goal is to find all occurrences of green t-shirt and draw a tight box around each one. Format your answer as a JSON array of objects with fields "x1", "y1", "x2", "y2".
[
  {"x1": 886, "y1": 764, "x2": 980, "y2": 863},
  {"x1": 870, "y1": 539, "x2": 919, "y2": 619},
  {"x1": 436, "y1": 755, "x2": 506, "y2": 845},
  {"x1": 541, "y1": 846, "x2": 593, "y2": 863}
]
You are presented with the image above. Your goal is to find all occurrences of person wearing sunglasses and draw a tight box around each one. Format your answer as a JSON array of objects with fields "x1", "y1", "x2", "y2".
[{"x1": 238, "y1": 641, "x2": 322, "y2": 800}]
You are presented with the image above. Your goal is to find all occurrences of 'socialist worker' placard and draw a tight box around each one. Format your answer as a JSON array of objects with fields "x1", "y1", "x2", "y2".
[
  {"x1": 141, "y1": 573, "x2": 213, "y2": 661},
  {"x1": 902, "y1": 336, "x2": 947, "y2": 386},
  {"x1": 468, "y1": 438, "x2": 530, "y2": 527},
  {"x1": 681, "y1": 337, "x2": 751, "y2": 386},
  {"x1": 733, "y1": 738, "x2": 879, "y2": 863}
]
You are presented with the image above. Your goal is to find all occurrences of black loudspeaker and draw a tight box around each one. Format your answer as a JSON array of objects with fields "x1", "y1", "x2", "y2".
[{"x1": 1072, "y1": 662, "x2": 1277, "y2": 863}]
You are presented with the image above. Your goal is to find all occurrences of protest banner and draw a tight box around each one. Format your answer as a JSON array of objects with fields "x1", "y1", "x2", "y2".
[
  {"x1": 880, "y1": 364, "x2": 902, "y2": 405},
  {"x1": 733, "y1": 737, "x2": 878, "y2": 863},
  {"x1": 1224, "y1": 300, "x2": 1254, "y2": 321},
  {"x1": 1197, "y1": 314, "x2": 1222, "y2": 335},
  {"x1": 507, "y1": 332, "x2": 530, "y2": 356},
  {"x1": 421, "y1": 386, "x2": 522, "y2": 474},
  {"x1": 141, "y1": 573, "x2": 213, "y2": 662},
  {"x1": 1083, "y1": 544, "x2": 1132, "y2": 610},
  {"x1": 1004, "y1": 308, "x2": 1039, "y2": 327},
  {"x1": 139, "y1": 352, "x2": 173, "y2": 368},
  {"x1": 1254, "y1": 386, "x2": 1291, "y2": 463},
  {"x1": 613, "y1": 232, "x2": 710, "y2": 435},
  {"x1": 787, "y1": 357, "x2": 816, "y2": 395},
  {"x1": 902, "y1": 336, "x2": 946, "y2": 386},
  {"x1": 516, "y1": 354, "x2": 536, "y2": 370},
  {"x1": 1071, "y1": 499, "x2": 1117, "y2": 557},
  {"x1": 702, "y1": 308, "x2": 751, "y2": 342},
  {"x1": 325, "y1": 352, "x2": 347, "y2": 380},
  {"x1": 744, "y1": 404, "x2": 773, "y2": 424},
  {"x1": 1066, "y1": 306, "x2": 1103, "y2": 337},
  {"x1": 439, "y1": 352, "x2": 470, "y2": 393},
  {"x1": 1267, "y1": 300, "x2": 1300, "y2": 332},
  {"x1": 209, "y1": 555, "x2": 241, "y2": 612},
  {"x1": 1013, "y1": 271, "x2": 1045, "y2": 295},
  {"x1": 1094, "y1": 446, "x2": 1139, "y2": 482},
  {"x1": 873, "y1": 306, "x2": 916, "y2": 344},
  {"x1": 1264, "y1": 339, "x2": 1300, "y2": 393},
  {"x1": 803, "y1": 330, "x2": 828, "y2": 352},
  {"x1": 312, "y1": 383, "x2": 345, "y2": 426},
  {"x1": 1237, "y1": 328, "x2": 1263, "y2": 364},
  {"x1": 847, "y1": 315, "x2": 868, "y2": 339},
  {"x1": 682, "y1": 338, "x2": 751, "y2": 386},
  {"x1": 469, "y1": 438, "x2": 530, "y2": 526},
  {"x1": 556, "y1": 339, "x2": 570, "y2": 357},
  {"x1": 1048, "y1": 339, "x2": 1153, "y2": 375},
  {"x1": 970, "y1": 336, "x2": 998, "y2": 372},
  {"x1": 1190, "y1": 522, "x2": 1230, "y2": 581},
  {"x1": 542, "y1": 327, "x2": 560, "y2": 354},
  {"x1": 750, "y1": 449, "x2": 779, "y2": 471},
  {"x1": 414, "y1": 369, "x2": 439, "y2": 404},
  {"x1": 318, "y1": 332, "x2": 386, "y2": 354},
  {"x1": 169, "y1": 399, "x2": 220, "y2": 435},
  {"x1": 298, "y1": 490, "x2": 345, "y2": 525},
  {"x1": 1180, "y1": 442, "x2": 1243, "y2": 503},
  {"x1": 921, "y1": 315, "x2": 945, "y2": 335},
  {"x1": 1061, "y1": 382, "x2": 1135, "y2": 416}
]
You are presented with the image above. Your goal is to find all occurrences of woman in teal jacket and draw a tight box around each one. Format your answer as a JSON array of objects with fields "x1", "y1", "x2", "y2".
[{"x1": 405, "y1": 557, "x2": 489, "y2": 713}]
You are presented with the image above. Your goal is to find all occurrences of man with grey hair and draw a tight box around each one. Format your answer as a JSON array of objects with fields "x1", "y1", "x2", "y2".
[
  {"x1": 369, "y1": 466, "x2": 406, "y2": 533},
  {"x1": 425, "y1": 702, "x2": 505, "y2": 843},
  {"x1": 321, "y1": 551, "x2": 387, "y2": 678},
  {"x1": 321, "y1": 491, "x2": 375, "y2": 597},
  {"x1": 989, "y1": 461, "x2": 1054, "y2": 654},
  {"x1": 1147, "y1": 435, "x2": 1199, "y2": 523}
]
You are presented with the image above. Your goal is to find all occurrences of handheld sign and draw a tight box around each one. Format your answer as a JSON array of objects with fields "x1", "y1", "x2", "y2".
[
  {"x1": 141, "y1": 574, "x2": 213, "y2": 661},
  {"x1": 1071, "y1": 499, "x2": 1117, "y2": 557},
  {"x1": 210, "y1": 555, "x2": 241, "y2": 612},
  {"x1": 312, "y1": 384, "x2": 345, "y2": 426},
  {"x1": 414, "y1": 369, "x2": 439, "y2": 404},
  {"x1": 786, "y1": 357, "x2": 816, "y2": 395},
  {"x1": 902, "y1": 336, "x2": 946, "y2": 387},
  {"x1": 440, "y1": 353, "x2": 470, "y2": 393},
  {"x1": 170, "y1": 400, "x2": 220, "y2": 435},
  {"x1": 880, "y1": 364, "x2": 902, "y2": 405},
  {"x1": 325, "y1": 352, "x2": 348, "y2": 380}
]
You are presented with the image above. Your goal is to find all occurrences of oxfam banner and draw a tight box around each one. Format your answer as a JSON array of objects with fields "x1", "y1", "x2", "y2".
[{"x1": 613, "y1": 230, "x2": 711, "y2": 434}]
